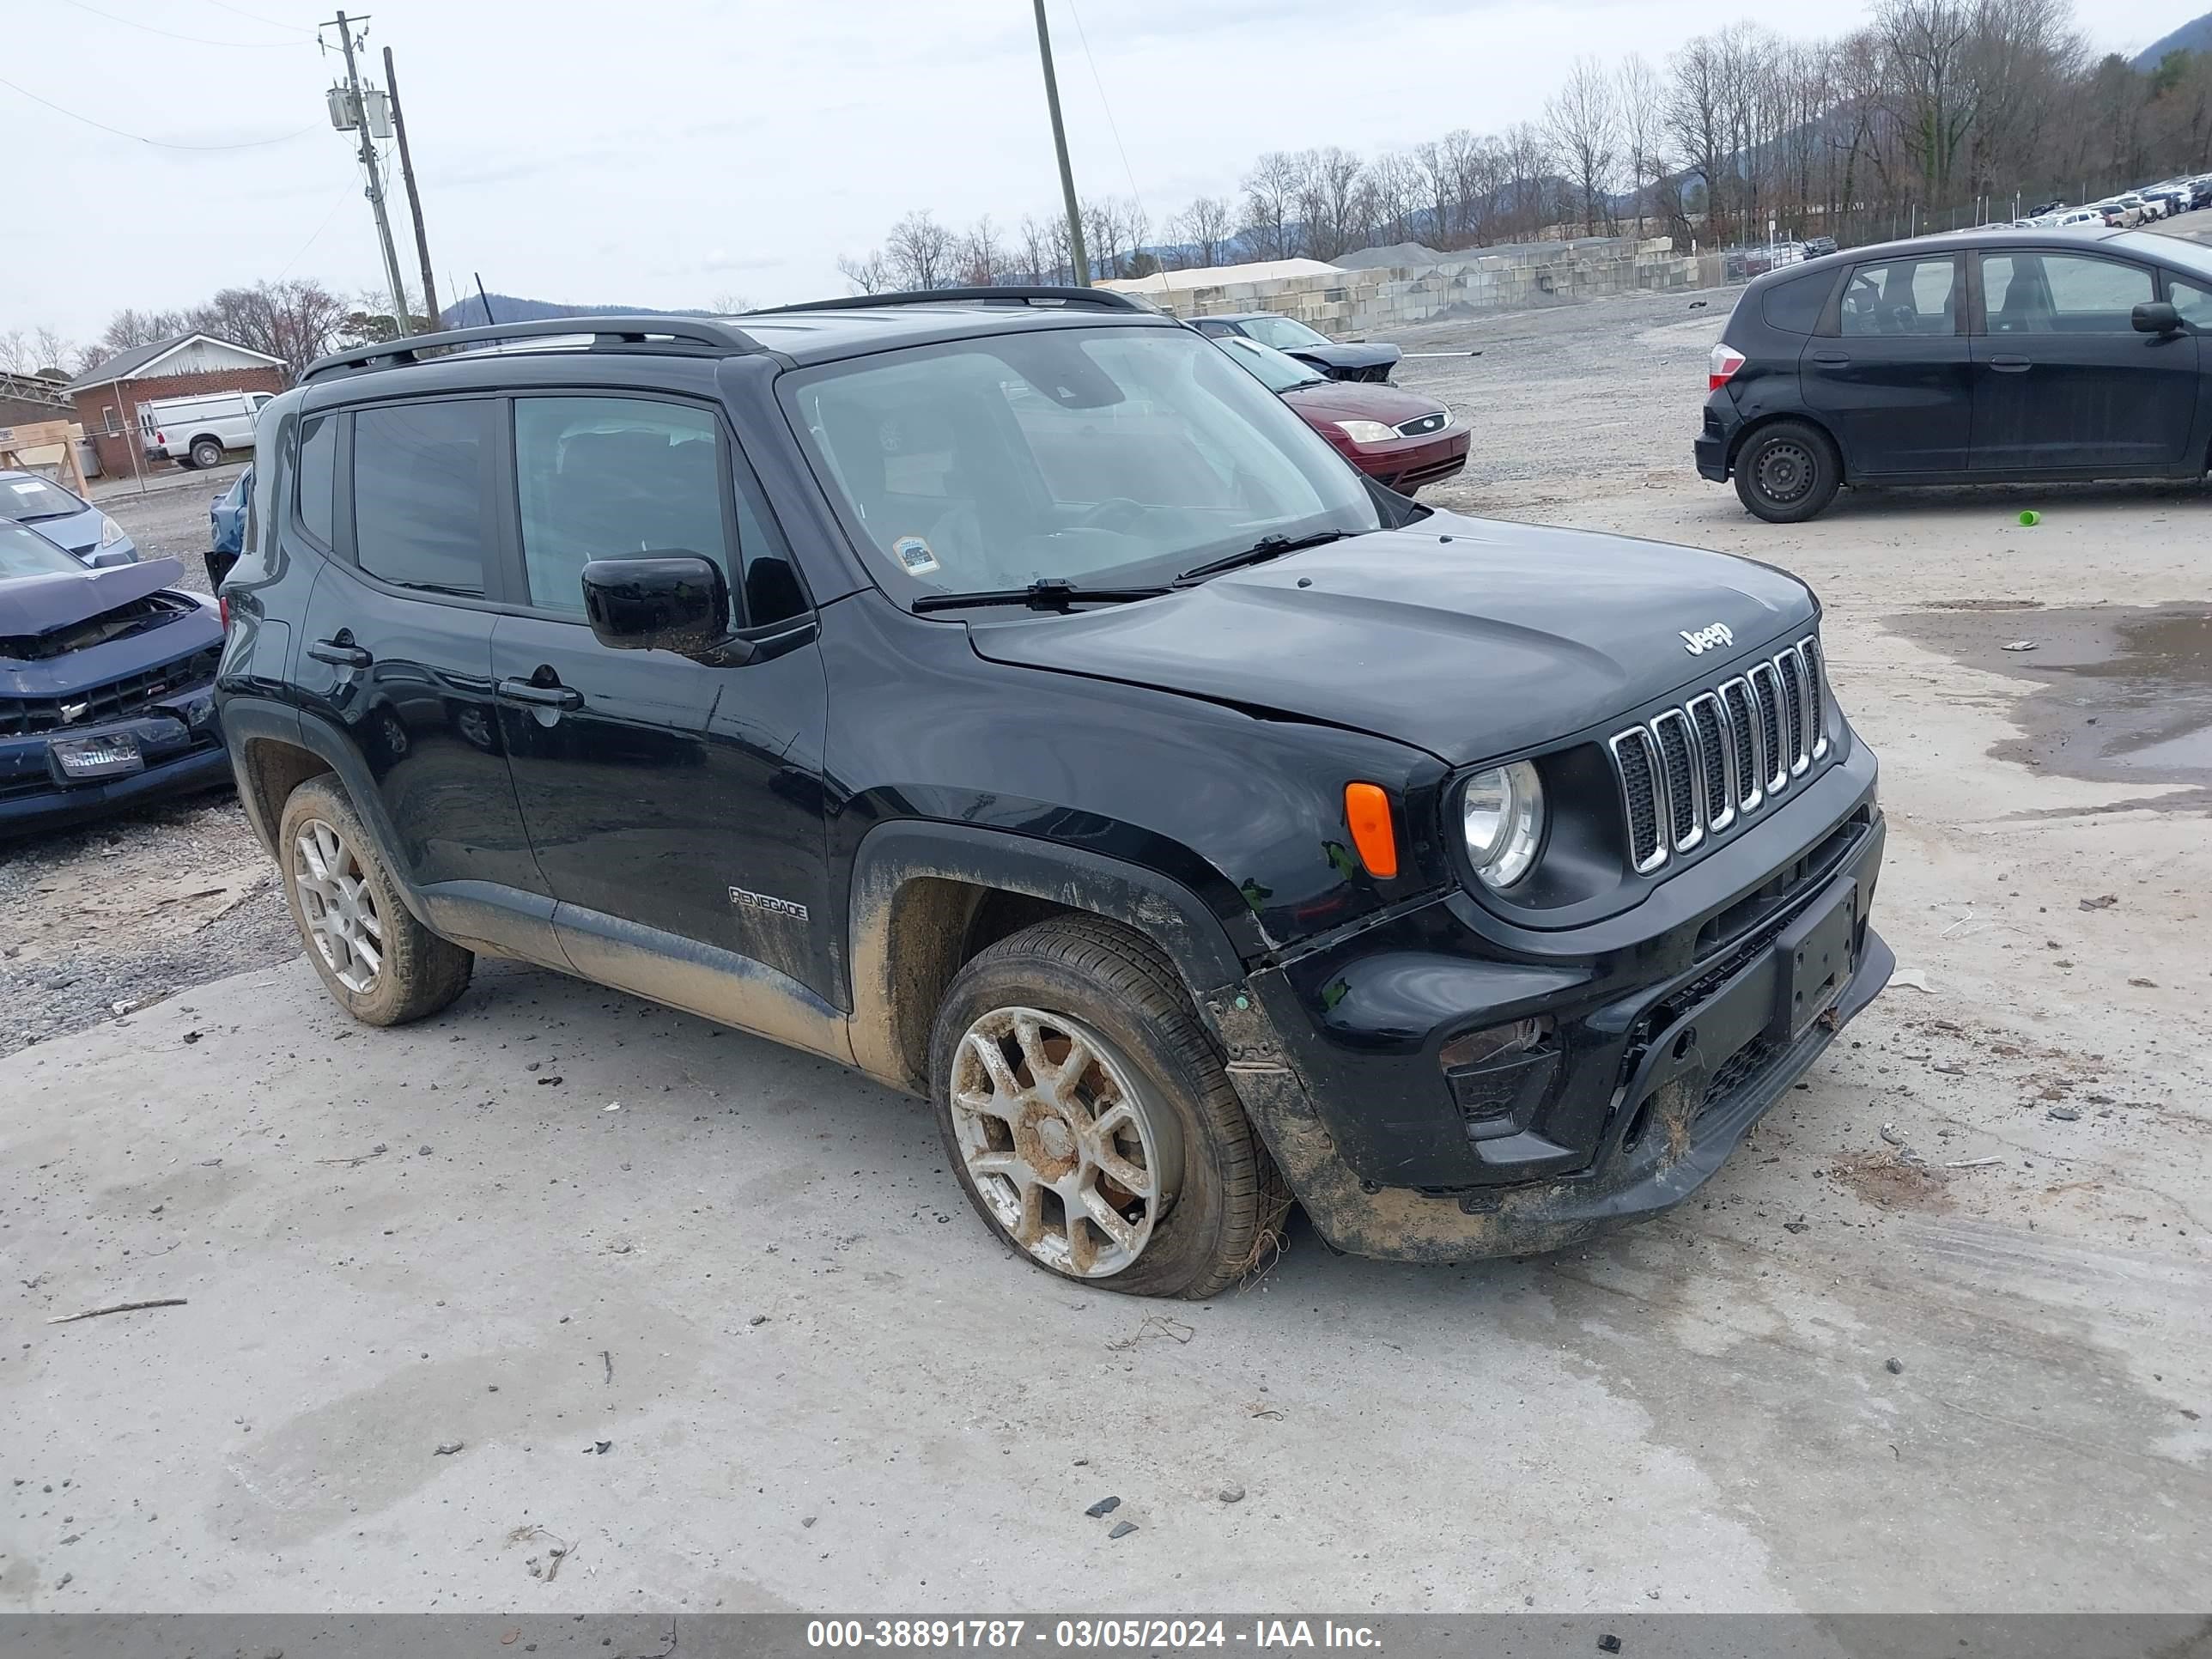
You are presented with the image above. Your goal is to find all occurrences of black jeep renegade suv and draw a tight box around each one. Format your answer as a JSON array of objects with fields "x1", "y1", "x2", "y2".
[{"x1": 214, "y1": 289, "x2": 1892, "y2": 1299}]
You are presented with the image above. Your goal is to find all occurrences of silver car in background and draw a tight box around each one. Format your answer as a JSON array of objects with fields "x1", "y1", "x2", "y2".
[{"x1": 0, "y1": 469, "x2": 137, "y2": 566}]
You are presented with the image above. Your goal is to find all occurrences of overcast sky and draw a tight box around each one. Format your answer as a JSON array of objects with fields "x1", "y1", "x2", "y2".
[{"x1": 4, "y1": 0, "x2": 2197, "y2": 347}]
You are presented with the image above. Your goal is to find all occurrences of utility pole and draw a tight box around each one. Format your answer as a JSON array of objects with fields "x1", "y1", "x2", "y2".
[
  {"x1": 383, "y1": 46, "x2": 439, "y2": 329},
  {"x1": 324, "y1": 11, "x2": 410, "y2": 334},
  {"x1": 1030, "y1": 0, "x2": 1089, "y2": 287}
]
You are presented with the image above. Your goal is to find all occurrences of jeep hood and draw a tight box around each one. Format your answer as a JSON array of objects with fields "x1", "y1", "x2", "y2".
[{"x1": 964, "y1": 517, "x2": 1815, "y2": 764}]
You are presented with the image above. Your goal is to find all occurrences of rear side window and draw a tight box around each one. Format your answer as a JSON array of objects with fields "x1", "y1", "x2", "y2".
[
  {"x1": 295, "y1": 414, "x2": 336, "y2": 546},
  {"x1": 1760, "y1": 270, "x2": 1832, "y2": 335},
  {"x1": 1838, "y1": 257, "x2": 1958, "y2": 337},
  {"x1": 352, "y1": 400, "x2": 493, "y2": 595}
]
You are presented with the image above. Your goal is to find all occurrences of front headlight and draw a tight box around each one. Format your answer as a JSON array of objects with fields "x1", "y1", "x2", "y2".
[
  {"x1": 1460, "y1": 762, "x2": 1545, "y2": 889},
  {"x1": 98, "y1": 514, "x2": 127, "y2": 547},
  {"x1": 1334, "y1": 419, "x2": 1399, "y2": 444}
]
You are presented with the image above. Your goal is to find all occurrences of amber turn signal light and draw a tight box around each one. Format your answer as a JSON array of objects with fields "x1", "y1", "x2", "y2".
[{"x1": 1343, "y1": 781, "x2": 1398, "y2": 878}]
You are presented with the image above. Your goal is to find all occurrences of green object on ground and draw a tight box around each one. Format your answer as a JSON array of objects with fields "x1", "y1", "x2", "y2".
[{"x1": 2019, "y1": 509, "x2": 2042, "y2": 526}]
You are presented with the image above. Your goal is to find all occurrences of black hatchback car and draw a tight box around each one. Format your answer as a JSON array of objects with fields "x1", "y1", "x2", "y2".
[
  {"x1": 1697, "y1": 227, "x2": 2212, "y2": 520},
  {"x1": 216, "y1": 289, "x2": 1890, "y2": 1298}
]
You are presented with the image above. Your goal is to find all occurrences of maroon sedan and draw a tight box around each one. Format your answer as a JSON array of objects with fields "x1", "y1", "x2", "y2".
[{"x1": 1213, "y1": 333, "x2": 1468, "y2": 495}]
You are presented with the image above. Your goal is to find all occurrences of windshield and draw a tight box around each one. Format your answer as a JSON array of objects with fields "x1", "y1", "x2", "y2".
[
  {"x1": 0, "y1": 519, "x2": 87, "y2": 578},
  {"x1": 1240, "y1": 315, "x2": 1332, "y2": 350},
  {"x1": 1215, "y1": 334, "x2": 1328, "y2": 393},
  {"x1": 786, "y1": 324, "x2": 1378, "y2": 598},
  {"x1": 0, "y1": 473, "x2": 88, "y2": 525}
]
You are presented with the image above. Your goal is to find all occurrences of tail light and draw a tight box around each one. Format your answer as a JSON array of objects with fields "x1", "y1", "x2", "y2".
[
  {"x1": 219, "y1": 596, "x2": 230, "y2": 631},
  {"x1": 1708, "y1": 344, "x2": 1747, "y2": 392}
]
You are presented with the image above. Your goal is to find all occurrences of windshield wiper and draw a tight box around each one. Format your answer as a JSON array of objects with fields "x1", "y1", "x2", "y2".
[
  {"x1": 910, "y1": 578, "x2": 1171, "y2": 615},
  {"x1": 1174, "y1": 528, "x2": 1356, "y2": 586}
]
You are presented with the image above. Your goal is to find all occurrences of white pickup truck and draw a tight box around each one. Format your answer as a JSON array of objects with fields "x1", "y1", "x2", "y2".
[{"x1": 139, "y1": 389, "x2": 274, "y2": 470}]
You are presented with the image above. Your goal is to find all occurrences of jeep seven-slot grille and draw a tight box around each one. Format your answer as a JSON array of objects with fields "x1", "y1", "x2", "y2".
[{"x1": 1606, "y1": 636, "x2": 1830, "y2": 877}]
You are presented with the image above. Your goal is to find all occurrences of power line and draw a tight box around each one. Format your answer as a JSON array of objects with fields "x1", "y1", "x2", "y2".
[
  {"x1": 1060, "y1": 0, "x2": 1161, "y2": 287},
  {"x1": 201, "y1": 0, "x2": 316, "y2": 34},
  {"x1": 56, "y1": 0, "x2": 305, "y2": 48},
  {"x1": 0, "y1": 74, "x2": 317, "y2": 149}
]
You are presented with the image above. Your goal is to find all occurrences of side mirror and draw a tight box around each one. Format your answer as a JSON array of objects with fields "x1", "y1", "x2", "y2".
[
  {"x1": 2132, "y1": 301, "x2": 2183, "y2": 335},
  {"x1": 204, "y1": 548, "x2": 240, "y2": 590},
  {"x1": 580, "y1": 553, "x2": 752, "y2": 662},
  {"x1": 85, "y1": 545, "x2": 137, "y2": 569}
]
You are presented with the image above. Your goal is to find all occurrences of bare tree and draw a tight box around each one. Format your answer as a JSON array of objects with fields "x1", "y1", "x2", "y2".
[
  {"x1": 1617, "y1": 54, "x2": 1668, "y2": 235},
  {"x1": 100, "y1": 307, "x2": 190, "y2": 353},
  {"x1": 1547, "y1": 56, "x2": 1621, "y2": 234},
  {"x1": 1240, "y1": 151, "x2": 1302, "y2": 259},
  {"x1": 957, "y1": 216, "x2": 1006, "y2": 287},
  {"x1": 190, "y1": 280, "x2": 351, "y2": 378},
  {"x1": 884, "y1": 211, "x2": 956, "y2": 289},
  {"x1": 836, "y1": 252, "x2": 892, "y2": 294},
  {"x1": 1668, "y1": 34, "x2": 1733, "y2": 245},
  {"x1": 1499, "y1": 123, "x2": 1555, "y2": 241},
  {"x1": 0, "y1": 331, "x2": 27, "y2": 374},
  {"x1": 1170, "y1": 195, "x2": 1237, "y2": 268}
]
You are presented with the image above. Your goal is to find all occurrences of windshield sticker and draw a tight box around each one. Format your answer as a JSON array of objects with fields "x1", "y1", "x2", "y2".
[
  {"x1": 892, "y1": 536, "x2": 940, "y2": 576},
  {"x1": 10, "y1": 483, "x2": 45, "y2": 495}
]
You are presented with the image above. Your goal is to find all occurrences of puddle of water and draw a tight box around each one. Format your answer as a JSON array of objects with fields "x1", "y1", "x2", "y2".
[{"x1": 1884, "y1": 604, "x2": 2212, "y2": 798}]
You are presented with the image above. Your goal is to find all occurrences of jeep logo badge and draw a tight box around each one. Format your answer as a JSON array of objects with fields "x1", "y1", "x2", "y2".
[{"x1": 1680, "y1": 622, "x2": 1735, "y2": 656}]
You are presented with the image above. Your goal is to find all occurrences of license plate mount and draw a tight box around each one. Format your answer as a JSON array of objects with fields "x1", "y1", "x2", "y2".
[
  {"x1": 1773, "y1": 878, "x2": 1856, "y2": 1043},
  {"x1": 50, "y1": 732, "x2": 145, "y2": 781}
]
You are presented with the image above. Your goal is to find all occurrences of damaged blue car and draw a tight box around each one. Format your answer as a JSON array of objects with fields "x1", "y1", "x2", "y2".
[{"x1": 1, "y1": 519, "x2": 228, "y2": 836}]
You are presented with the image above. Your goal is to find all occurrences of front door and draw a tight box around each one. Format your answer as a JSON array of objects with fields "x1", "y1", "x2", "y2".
[
  {"x1": 1801, "y1": 252, "x2": 1973, "y2": 476},
  {"x1": 486, "y1": 392, "x2": 838, "y2": 1025},
  {"x1": 1970, "y1": 249, "x2": 2200, "y2": 471}
]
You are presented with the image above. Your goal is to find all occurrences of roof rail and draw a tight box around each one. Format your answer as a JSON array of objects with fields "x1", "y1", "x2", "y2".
[
  {"x1": 300, "y1": 315, "x2": 764, "y2": 383},
  {"x1": 750, "y1": 285, "x2": 1158, "y2": 317}
]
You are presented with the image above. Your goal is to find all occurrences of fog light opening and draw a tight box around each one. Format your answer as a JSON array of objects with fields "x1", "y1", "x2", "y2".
[
  {"x1": 1671, "y1": 1025, "x2": 1698, "y2": 1062},
  {"x1": 1621, "y1": 1096, "x2": 1655, "y2": 1152}
]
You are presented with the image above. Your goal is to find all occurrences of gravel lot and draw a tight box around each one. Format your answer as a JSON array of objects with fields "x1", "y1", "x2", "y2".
[
  {"x1": 1, "y1": 462, "x2": 296, "y2": 1054},
  {"x1": 4, "y1": 261, "x2": 2209, "y2": 1614}
]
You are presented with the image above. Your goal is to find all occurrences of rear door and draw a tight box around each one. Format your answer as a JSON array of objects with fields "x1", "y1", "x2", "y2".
[
  {"x1": 1801, "y1": 251, "x2": 1973, "y2": 475},
  {"x1": 291, "y1": 396, "x2": 546, "y2": 908},
  {"x1": 486, "y1": 391, "x2": 837, "y2": 1011},
  {"x1": 1969, "y1": 249, "x2": 2199, "y2": 471}
]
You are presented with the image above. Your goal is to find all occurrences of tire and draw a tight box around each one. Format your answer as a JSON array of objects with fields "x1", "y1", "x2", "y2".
[
  {"x1": 189, "y1": 437, "x2": 224, "y2": 471},
  {"x1": 928, "y1": 916, "x2": 1288, "y2": 1300},
  {"x1": 1734, "y1": 419, "x2": 1842, "y2": 523},
  {"x1": 276, "y1": 775, "x2": 472, "y2": 1026}
]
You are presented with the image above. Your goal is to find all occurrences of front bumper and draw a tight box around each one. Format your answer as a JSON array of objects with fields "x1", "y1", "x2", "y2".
[
  {"x1": 1355, "y1": 428, "x2": 1471, "y2": 493},
  {"x1": 1212, "y1": 745, "x2": 1889, "y2": 1261},
  {"x1": 0, "y1": 691, "x2": 228, "y2": 836}
]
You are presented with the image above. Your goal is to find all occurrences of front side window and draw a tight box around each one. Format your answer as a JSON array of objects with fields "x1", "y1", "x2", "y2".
[
  {"x1": 2172, "y1": 276, "x2": 2212, "y2": 330},
  {"x1": 351, "y1": 400, "x2": 492, "y2": 594},
  {"x1": 1838, "y1": 257, "x2": 1958, "y2": 337},
  {"x1": 1984, "y1": 254, "x2": 2154, "y2": 332},
  {"x1": 787, "y1": 324, "x2": 1380, "y2": 598},
  {"x1": 514, "y1": 397, "x2": 733, "y2": 617}
]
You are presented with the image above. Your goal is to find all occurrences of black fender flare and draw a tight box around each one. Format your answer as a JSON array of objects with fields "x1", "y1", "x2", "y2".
[
  {"x1": 845, "y1": 819, "x2": 1257, "y2": 1092},
  {"x1": 218, "y1": 694, "x2": 435, "y2": 930}
]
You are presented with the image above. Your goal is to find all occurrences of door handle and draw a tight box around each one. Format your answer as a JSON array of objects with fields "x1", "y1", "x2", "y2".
[
  {"x1": 1811, "y1": 350, "x2": 1850, "y2": 365},
  {"x1": 497, "y1": 677, "x2": 584, "y2": 710},
  {"x1": 1990, "y1": 356, "x2": 2033, "y2": 372},
  {"x1": 307, "y1": 636, "x2": 372, "y2": 669}
]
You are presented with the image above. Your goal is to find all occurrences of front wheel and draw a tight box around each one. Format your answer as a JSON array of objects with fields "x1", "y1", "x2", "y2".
[
  {"x1": 928, "y1": 917, "x2": 1287, "y2": 1299},
  {"x1": 1734, "y1": 420, "x2": 1842, "y2": 523}
]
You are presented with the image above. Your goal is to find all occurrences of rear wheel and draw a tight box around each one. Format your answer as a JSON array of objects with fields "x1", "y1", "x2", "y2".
[
  {"x1": 928, "y1": 917, "x2": 1287, "y2": 1299},
  {"x1": 189, "y1": 437, "x2": 223, "y2": 470},
  {"x1": 1734, "y1": 420, "x2": 1841, "y2": 523},
  {"x1": 277, "y1": 776, "x2": 472, "y2": 1025}
]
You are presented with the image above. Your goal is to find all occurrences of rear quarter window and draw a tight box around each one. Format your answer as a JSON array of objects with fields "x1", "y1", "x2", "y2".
[{"x1": 1761, "y1": 270, "x2": 1833, "y2": 335}]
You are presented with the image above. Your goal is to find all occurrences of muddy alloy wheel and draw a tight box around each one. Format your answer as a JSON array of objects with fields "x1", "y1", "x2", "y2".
[
  {"x1": 293, "y1": 817, "x2": 384, "y2": 993},
  {"x1": 948, "y1": 1006, "x2": 1185, "y2": 1278}
]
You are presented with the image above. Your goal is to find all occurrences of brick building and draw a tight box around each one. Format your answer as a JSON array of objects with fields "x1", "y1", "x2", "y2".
[{"x1": 65, "y1": 332, "x2": 288, "y2": 477}]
